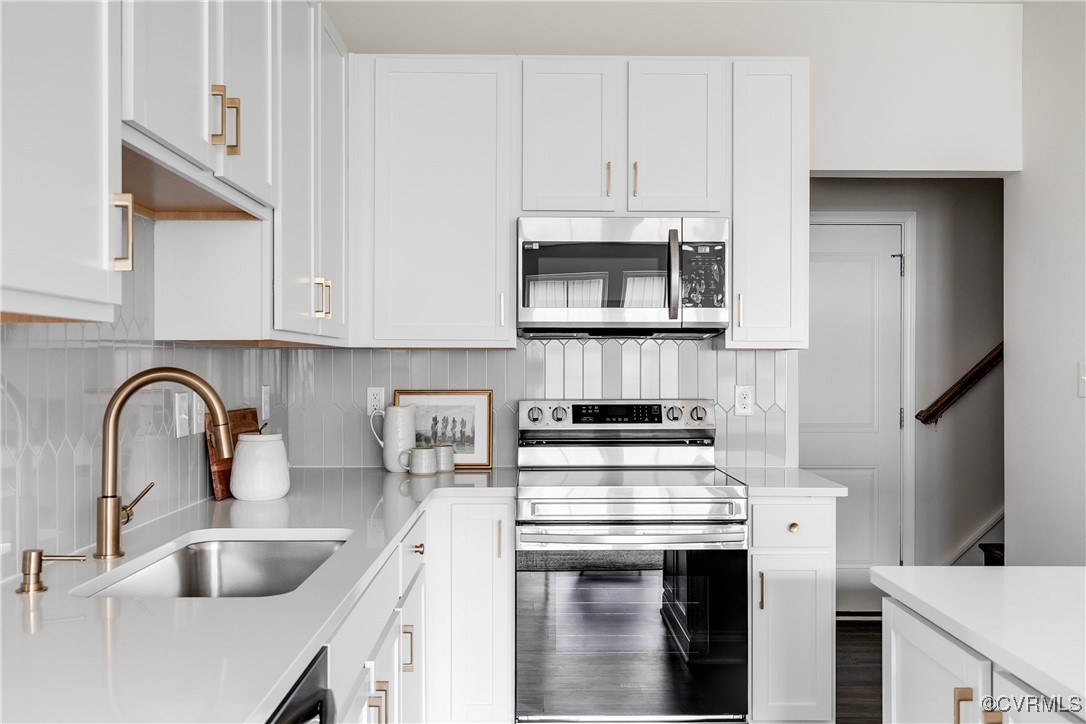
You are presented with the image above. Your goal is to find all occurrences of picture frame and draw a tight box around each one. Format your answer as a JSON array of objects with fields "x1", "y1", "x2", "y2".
[{"x1": 392, "y1": 389, "x2": 493, "y2": 469}]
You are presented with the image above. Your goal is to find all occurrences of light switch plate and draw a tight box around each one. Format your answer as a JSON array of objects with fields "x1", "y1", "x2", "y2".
[
  {"x1": 192, "y1": 395, "x2": 207, "y2": 436},
  {"x1": 173, "y1": 392, "x2": 190, "y2": 438},
  {"x1": 261, "y1": 385, "x2": 271, "y2": 421},
  {"x1": 735, "y1": 386, "x2": 755, "y2": 416}
]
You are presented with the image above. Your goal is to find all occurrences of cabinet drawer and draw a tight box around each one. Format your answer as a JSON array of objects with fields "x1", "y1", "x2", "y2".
[
  {"x1": 753, "y1": 501, "x2": 834, "y2": 548},
  {"x1": 401, "y1": 513, "x2": 427, "y2": 586},
  {"x1": 328, "y1": 552, "x2": 399, "y2": 699}
]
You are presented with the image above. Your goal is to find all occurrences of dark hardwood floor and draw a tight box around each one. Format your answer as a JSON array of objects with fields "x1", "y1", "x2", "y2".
[{"x1": 836, "y1": 619, "x2": 883, "y2": 723}]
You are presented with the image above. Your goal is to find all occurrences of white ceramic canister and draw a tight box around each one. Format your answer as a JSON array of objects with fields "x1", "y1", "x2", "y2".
[
  {"x1": 370, "y1": 404, "x2": 417, "y2": 472},
  {"x1": 229, "y1": 433, "x2": 291, "y2": 501},
  {"x1": 433, "y1": 444, "x2": 455, "y2": 472}
]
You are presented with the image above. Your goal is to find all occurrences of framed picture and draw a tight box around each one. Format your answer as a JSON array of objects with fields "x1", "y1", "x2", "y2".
[{"x1": 392, "y1": 389, "x2": 493, "y2": 469}]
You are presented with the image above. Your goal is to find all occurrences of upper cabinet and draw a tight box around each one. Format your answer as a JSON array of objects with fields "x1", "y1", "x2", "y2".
[
  {"x1": 521, "y1": 58, "x2": 725, "y2": 214},
  {"x1": 369, "y1": 57, "x2": 515, "y2": 347},
  {"x1": 274, "y1": 2, "x2": 347, "y2": 340},
  {"x1": 1, "y1": 1, "x2": 125, "y2": 323},
  {"x1": 728, "y1": 58, "x2": 810, "y2": 349},
  {"x1": 121, "y1": 0, "x2": 277, "y2": 206}
]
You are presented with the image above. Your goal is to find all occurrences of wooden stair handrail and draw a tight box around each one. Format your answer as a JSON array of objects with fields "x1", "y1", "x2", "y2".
[{"x1": 916, "y1": 342, "x2": 1004, "y2": 425}]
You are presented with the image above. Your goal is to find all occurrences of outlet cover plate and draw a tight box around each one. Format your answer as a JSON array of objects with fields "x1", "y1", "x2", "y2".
[
  {"x1": 261, "y1": 385, "x2": 271, "y2": 420},
  {"x1": 367, "y1": 387, "x2": 385, "y2": 415},
  {"x1": 735, "y1": 385, "x2": 755, "y2": 416},
  {"x1": 174, "y1": 392, "x2": 190, "y2": 438},
  {"x1": 192, "y1": 395, "x2": 207, "y2": 436}
]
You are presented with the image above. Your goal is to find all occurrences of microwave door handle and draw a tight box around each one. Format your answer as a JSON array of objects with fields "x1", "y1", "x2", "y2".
[{"x1": 668, "y1": 228, "x2": 680, "y2": 320}]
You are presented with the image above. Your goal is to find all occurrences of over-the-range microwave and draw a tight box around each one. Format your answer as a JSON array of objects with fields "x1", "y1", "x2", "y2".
[{"x1": 517, "y1": 217, "x2": 729, "y2": 339}]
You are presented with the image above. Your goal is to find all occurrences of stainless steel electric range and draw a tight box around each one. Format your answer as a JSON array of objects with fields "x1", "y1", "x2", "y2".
[{"x1": 515, "y1": 399, "x2": 749, "y2": 723}]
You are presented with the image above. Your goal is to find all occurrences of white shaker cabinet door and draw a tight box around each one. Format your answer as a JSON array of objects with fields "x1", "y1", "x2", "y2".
[
  {"x1": 217, "y1": 0, "x2": 277, "y2": 205},
  {"x1": 883, "y1": 598, "x2": 992, "y2": 724},
  {"x1": 751, "y1": 552, "x2": 835, "y2": 721},
  {"x1": 729, "y1": 58, "x2": 810, "y2": 349},
  {"x1": 398, "y1": 568, "x2": 427, "y2": 724},
  {"x1": 991, "y1": 670, "x2": 1082, "y2": 723},
  {"x1": 522, "y1": 58, "x2": 622, "y2": 211},
  {"x1": 315, "y1": 10, "x2": 348, "y2": 339},
  {"x1": 274, "y1": 0, "x2": 320, "y2": 336},
  {"x1": 373, "y1": 57, "x2": 514, "y2": 346},
  {"x1": 1, "y1": 1, "x2": 123, "y2": 322},
  {"x1": 121, "y1": 0, "x2": 213, "y2": 170},
  {"x1": 627, "y1": 59, "x2": 724, "y2": 212}
]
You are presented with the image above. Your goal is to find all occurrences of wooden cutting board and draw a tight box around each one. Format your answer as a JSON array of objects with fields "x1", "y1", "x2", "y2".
[{"x1": 205, "y1": 407, "x2": 261, "y2": 501}]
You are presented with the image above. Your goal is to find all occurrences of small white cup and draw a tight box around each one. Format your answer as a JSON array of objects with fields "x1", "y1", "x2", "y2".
[
  {"x1": 398, "y1": 447, "x2": 437, "y2": 476},
  {"x1": 433, "y1": 445, "x2": 455, "y2": 472}
]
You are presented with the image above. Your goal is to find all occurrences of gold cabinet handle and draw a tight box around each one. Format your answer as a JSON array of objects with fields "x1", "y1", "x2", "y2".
[
  {"x1": 402, "y1": 624, "x2": 415, "y2": 672},
  {"x1": 367, "y1": 696, "x2": 384, "y2": 724},
  {"x1": 313, "y1": 277, "x2": 327, "y2": 317},
  {"x1": 500, "y1": 292, "x2": 506, "y2": 327},
  {"x1": 324, "y1": 279, "x2": 332, "y2": 319},
  {"x1": 210, "y1": 85, "x2": 226, "y2": 145},
  {"x1": 954, "y1": 687, "x2": 973, "y2": 724},
  {"x1": 413, "y1": 543, "x2": 425, "y2": 556},
  {"x1": 497, "y1": 519, "x2": 503, "y2": 558},
  {"x1": 789, "y1": 522, "x2": 799, "y2": 533},
  {"x1": 633, "y1": 161, "x2": 639, "y2": 197},
  {"x1": 226, "y1": 96, "x2": 241, "y2": 156},
  {"x1": 983, "y1": 713, "x2": 1003, "y2": 724},
  {"x1": 738, "y1": 292, "x2": 744, "y2": 328},
  {"x1": 606, "y1": 161, "x2": 612, "y2": 197},
  {"x1": 112, "y1": 193, "x2": 135, "y2": 271},
  {"x1": 758, "y1": 570, "x2": 765, "y2": 609}
]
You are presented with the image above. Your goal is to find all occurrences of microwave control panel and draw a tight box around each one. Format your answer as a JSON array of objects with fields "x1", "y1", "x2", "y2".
[{"x1": 681, "y1": 243, "x2": 726, "y2": 308}]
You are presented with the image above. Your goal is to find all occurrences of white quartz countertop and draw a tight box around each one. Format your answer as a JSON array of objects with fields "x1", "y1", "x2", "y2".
[
  {"x1": 1, "y1": 467, "x2": 516, "y2": 723},
  {"x1": 871, "y1": 565, "x2": 1086, "y2": 705},
  {"x1": 719, "y1": 466, "x2": 849, "y2": 496}
]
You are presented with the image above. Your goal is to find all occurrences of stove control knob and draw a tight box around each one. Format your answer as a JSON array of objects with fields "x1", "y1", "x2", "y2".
[
  {"x1": 666, "y1": 406, "x2": 683, "y2": 422},
  {"x1": 690, "y1": 405, "x2": 708, "y2": 422},
  {"x1": 552, "y1": 406, "x2": 568, "y2": 422},
  {"x1": 527, "y1": 406, "x2": 544, "y2": 423}
]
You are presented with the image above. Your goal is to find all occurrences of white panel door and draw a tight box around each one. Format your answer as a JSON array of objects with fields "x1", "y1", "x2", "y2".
[
  {"x1": 121, "y1": 0, "x2": 212, "y2": 169},
  {"x1": 315, "y1": 10, "x2": 348, "y2": 339},
  {"x1": 399, "y1": 569, "x2": 426, "y2": 724},
  {"x1": 627, "y1": 59, "x2": 724, "y2": 212},
  {"x1": 274, "y1": 0, "x2": 319, "y2": 336},
  {"x1": 218, "y1": 0, "x2": 276, "y2": 205},
  {"x1": 1, "y1": 1, "x2": 123, "y2": 322},
  {"x1": 374, "y1": 58, "x2": 513, "y2": 344},
  {"x1": 883, "y1": 598, "x2": 992, "y2": 724},
  {"x1": 522, "y1": 58, "x2": 622, "y2": 211},
  {"x1": 730, "y1": 59, "x2": 810, "y2": 348},
  {"x1": 449, "y1": 501, "x2": 514, "y2": 722},
  {"x1": 800, "y1": 223, "x2": 903, "y2": 612},
  {"x1": 751, "y1": 552, "x2": 835, "y2": 721}
]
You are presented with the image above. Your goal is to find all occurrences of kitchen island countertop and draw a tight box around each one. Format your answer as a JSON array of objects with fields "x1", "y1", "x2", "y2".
[
  {"x1": 721, "y1": 466, "x2": 848, "y2": 496},
  {"x1": 1, "y1": 467, "x2": 515, "y2": 723}
]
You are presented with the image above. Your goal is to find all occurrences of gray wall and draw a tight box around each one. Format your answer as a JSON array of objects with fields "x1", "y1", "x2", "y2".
[
  {"x1": 0, "y1": 218, "x2": 287, "y2": 580},
  {"x1": 1004, "y1": 2, "x2": 1086, "y2": 565},
  {"x1": 810, "y1": 178, "x2": 1005, "y2": 566}
]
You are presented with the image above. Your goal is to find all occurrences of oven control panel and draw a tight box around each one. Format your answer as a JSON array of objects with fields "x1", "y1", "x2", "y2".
[{"x1": 520, "y1": 399, "x2": 715, "y2": 429}]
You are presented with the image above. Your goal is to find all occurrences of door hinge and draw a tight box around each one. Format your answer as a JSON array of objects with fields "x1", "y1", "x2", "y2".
[
  {"x1": 891, "y1": 253, "x2": 905, "y2": 277},
  {"x1": 900, "y1": 408, "x2": 905, "y2": 429}
]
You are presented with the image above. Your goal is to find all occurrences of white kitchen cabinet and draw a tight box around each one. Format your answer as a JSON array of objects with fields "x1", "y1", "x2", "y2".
[
  {"x1": 991, "y1": 670, "x2": 1082, "y2": 724},
  {"x1": 1, "y1": 1, "x2": 125, "y2": 323},
  {"x1": 425, "y1": 498, "x2": 515, "y2": 722},
  {"x1": 399, "y1": 569, "x2": 426, "y2": 724},
  {"x1": 729, "y1": 58, "x2": 810, "y2": 349},
  {"x1": 750, "y1": 499, "x2": 836, "y2": 722},
  {"x1": 275, "y1": 3, "x2": 348, "y2": 339},
  {"x1": 627, "y1": 59, "x2": 725, "y2": 212},
  {"x1": 521, "y1": 58, "x2": 623, "y2": 212},
  {"x1": 372, "y1": 57, "x2": 515, "y2": 347},
  {"x1": 520, "y1": 57, "x2": 724, "y2": 214},
  {"x1": 120, "y1": 0, "x2": 277, "y2": 205},
  {"x1": 883, "y1": 597, "x2": 992, "y2": 723}
]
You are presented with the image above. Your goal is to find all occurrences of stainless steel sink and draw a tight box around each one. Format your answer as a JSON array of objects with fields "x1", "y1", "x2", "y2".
[{"x1": 76, "y1": 530, "x2": 350, "y2": 598}]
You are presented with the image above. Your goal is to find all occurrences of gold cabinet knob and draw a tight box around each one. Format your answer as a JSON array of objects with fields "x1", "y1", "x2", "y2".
[
  {"x1": 413, "y1": 543, "x2": 425, "y2": 556},
  {"x1": 788, "y1": 522, "x2": 800, "y2": 533}
]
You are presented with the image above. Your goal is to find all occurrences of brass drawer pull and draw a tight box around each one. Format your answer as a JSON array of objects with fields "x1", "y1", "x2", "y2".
[
  {"x1": 606, "y1": 161, "x2": 612, "y2": 197},
  {"x1": 402, "y1": 625, "x2": 415, "y2": 672},
  {"x1": 210, "y1": 85, "x2": 226, "y2": 145},
  {"x1": 758, "y1": 570, "x2": 765, "y2": 610},
  {"x1": 953, "y1": 687, "x2": 973, "y2": 724},
  {"x1": 113, "y1": 193, "x2": 134, "y2": 272},
  {"x1": 413, "y1": 543, "x2": 425, "y2": 556},
  {"x1": 226, "y1": 96, "x2": 241, "y2": 156},
  {"x1": 788, "y1": 522, "x2": 799, "y2": 533}
]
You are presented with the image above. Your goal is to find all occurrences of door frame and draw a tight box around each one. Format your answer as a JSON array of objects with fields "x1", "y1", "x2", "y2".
[{"x1": 808, "y1": 211, "x2": 917, "y2": 566}]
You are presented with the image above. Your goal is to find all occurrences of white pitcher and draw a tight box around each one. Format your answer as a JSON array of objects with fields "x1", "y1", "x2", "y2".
[{"x1": 369, "y1": 404, "x2": 417, "y2": 472}]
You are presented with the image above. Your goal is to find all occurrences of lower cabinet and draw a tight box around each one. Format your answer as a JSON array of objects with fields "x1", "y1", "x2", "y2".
[
  {"x1": 750, "y1": 499, "x2": 836, "y2": 722},
  {"x1": 884, "y1": 599, "x2": 1082, "y2": 724}
]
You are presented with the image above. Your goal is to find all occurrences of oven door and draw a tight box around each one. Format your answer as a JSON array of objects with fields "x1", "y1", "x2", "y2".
[{"x1": 515, "y1": 523, "x2": 748, "y2": 722}]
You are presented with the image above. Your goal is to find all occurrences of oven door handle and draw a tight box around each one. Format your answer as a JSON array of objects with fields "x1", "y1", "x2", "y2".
[
  {"x1": 517, "y1": 526, "x2": 747, "y2": 550},
  {"x1": 668, "y1": 227, "x2": 681, "y2": 320}
]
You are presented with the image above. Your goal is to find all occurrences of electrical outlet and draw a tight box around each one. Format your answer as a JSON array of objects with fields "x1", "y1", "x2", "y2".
[
  {"x1": 173, "y1": 392, "x2": 190, "y2": 438},
  {"x1": 735, "y1": 386, "x2": 755, "y2": 416},
  {"x1": 367, "y1": 387, "x2": 385, "y2": 415},
  {"x1": 192, "y1": 395, "x2": 207, "y2": 436},
  {"x1": 261, "y1": 385, "x2": 271, "y2": 420}
]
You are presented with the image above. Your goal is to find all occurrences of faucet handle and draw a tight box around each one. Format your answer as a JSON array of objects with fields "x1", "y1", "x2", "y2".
[
  {"x1": 120, "y1": 481, "x2": 155, "y2": 526},
  {"x1": 16, "y1": 549, "x2": 87, "y2": 594}
]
